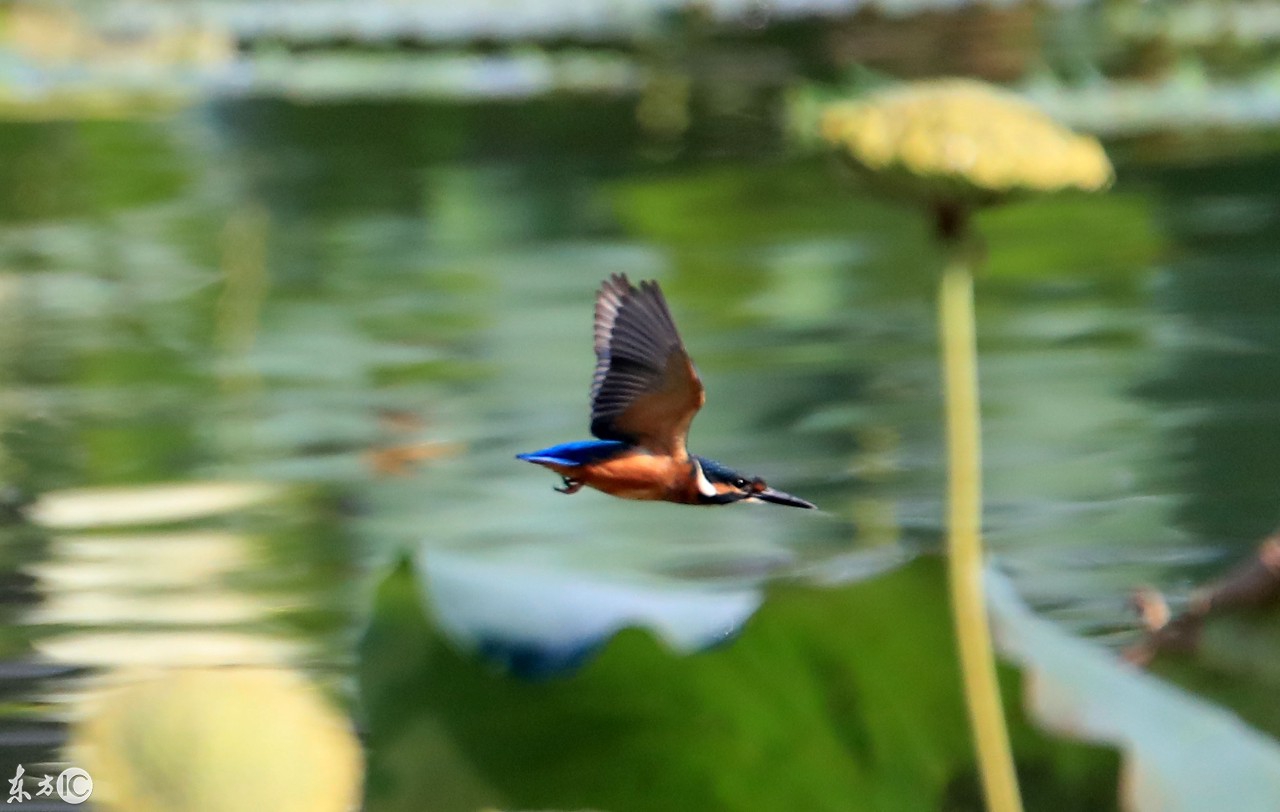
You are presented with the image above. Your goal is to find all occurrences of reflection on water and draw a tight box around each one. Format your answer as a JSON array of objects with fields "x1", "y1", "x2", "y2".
[
  {"x1": 0, "y1": 479, "x2": 356, "y2": 785},
  {"x1": 1139, "y1": 157, "x2": 1280, "y2": 549},
  {"x1": 0, "y1": 98, "x2": 1279, "y2": 804}
]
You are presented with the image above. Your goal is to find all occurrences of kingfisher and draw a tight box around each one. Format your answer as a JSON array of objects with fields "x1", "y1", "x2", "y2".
[{"x1": 517, "y1": 274, "x2": 816, "y2": 509}]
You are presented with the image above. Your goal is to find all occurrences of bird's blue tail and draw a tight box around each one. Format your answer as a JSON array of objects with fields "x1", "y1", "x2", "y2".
[{"x1": 516, "y1": 439, "x2": 629, "y2": 467}]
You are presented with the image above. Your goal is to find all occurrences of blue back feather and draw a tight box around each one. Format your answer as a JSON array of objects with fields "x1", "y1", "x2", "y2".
[
  {"x1": 517, "y1": 439, "x2": 629, "y2": 467},
  {"x1": 693, "y1": 455, "x2": 745, "y2": 483}
]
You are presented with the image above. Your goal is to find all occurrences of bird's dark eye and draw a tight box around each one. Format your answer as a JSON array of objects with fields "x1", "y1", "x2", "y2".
[{"x1": 733, "y1": 478, "x2": 748, "y2": 488}]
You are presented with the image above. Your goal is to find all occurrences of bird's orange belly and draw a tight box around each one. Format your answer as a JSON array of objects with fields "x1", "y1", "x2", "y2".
[{"x1": 555, "y1": 453, "x2": 690, "y2": 502}]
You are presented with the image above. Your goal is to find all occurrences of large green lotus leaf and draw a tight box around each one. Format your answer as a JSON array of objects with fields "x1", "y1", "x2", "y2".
[
  {"x1": 360, "y1": 556, "x2": 1118, "y2": 812},
  {"x1": 986, "y1": 568, "x2": 1280, "y2": 812}
]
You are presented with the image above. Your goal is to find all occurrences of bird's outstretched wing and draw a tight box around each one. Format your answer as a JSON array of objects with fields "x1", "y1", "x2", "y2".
[{"x1": 590, "y1": 274, "x2": 705, "y2": 459}]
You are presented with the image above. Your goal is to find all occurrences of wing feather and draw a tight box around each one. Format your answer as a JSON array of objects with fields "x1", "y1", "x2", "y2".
[{"x1": 589, "y1": 274, "x2": 705, "y2": 458}]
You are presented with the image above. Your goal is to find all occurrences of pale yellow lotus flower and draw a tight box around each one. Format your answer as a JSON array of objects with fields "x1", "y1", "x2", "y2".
[
  {"x1": 821, "y1": 79, "x2": 1113, "y2": 208},
  {"x1": 70, "y1": 667, "x2": 363, "y2": 812}
]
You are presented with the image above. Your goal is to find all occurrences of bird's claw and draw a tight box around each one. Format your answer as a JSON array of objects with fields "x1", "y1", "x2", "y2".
[{"x1": 555, "y1": 477, "x2": 583, "y2": 495}]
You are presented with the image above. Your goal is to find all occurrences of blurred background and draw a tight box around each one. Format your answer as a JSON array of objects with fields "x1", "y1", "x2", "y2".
[{"x1": 2, "y1": 1, "x2": 1280, "y2": 810}]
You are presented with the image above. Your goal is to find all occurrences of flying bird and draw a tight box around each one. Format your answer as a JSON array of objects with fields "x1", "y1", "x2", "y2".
[{"x1": 517, "y1": 274, "x2": 815, "y2": 509}]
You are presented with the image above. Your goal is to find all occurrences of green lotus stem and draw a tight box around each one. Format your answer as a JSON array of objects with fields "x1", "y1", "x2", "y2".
[{"x1": 938, "y1": 236, "x2": 1024, "y2": 812}]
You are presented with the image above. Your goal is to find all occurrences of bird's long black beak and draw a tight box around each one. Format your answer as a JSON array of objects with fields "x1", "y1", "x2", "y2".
[{"x1": 753, "y1": 487, "x2": 816, "y2": 510}]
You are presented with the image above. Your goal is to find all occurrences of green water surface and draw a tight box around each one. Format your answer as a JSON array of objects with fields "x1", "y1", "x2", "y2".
[{"x1": 0, "y1": 99, "x2": 1278, "y2": 810}]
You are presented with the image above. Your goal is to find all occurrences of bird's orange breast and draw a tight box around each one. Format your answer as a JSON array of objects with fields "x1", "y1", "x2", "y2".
[{"x1": 550, "y1": 451, "x2": 695, "y2": 503}]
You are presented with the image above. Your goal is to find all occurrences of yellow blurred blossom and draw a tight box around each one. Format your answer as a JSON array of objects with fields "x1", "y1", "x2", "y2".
[
  {"x1": 71, "y1": 667, "x2": 363, "y2": 812},
  {"x1": 821, "y1": 79, "x2": 1113, "y2": 206}
]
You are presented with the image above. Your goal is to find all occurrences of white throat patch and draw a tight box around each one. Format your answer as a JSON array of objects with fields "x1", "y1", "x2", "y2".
[{"x1": 693, "y1": 460, "x2": 718, "y2": 498}]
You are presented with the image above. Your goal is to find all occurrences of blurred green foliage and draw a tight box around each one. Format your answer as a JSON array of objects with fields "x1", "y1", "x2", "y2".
[
  {"x1": 361, "y1": 557, "x2": 1120, "y2": 812},
  {"x1": 979, "y1": 192, "x2": 1161, "y2": 287}
]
